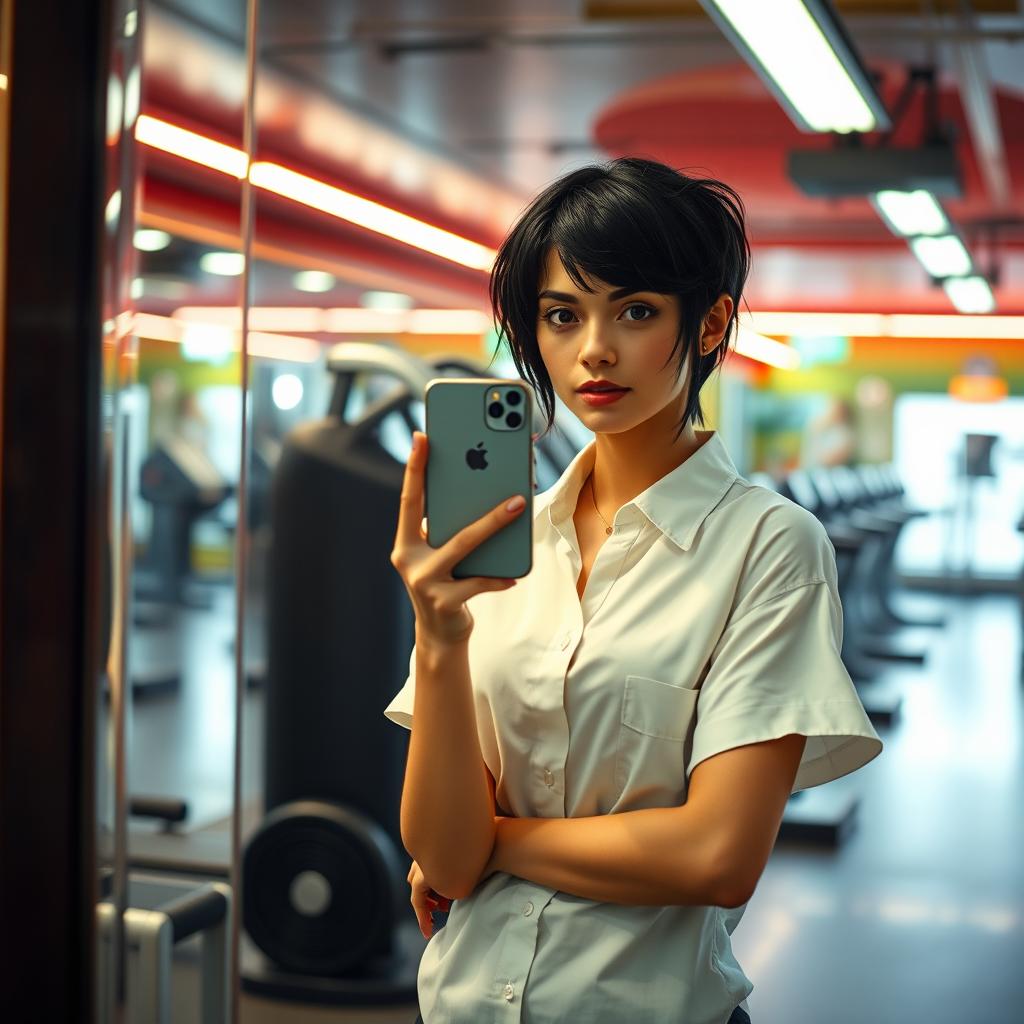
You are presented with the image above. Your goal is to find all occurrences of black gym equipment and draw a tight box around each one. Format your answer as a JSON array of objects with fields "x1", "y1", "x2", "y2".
[
  {"x1": 832, "y1": 465, "x2": 945, "y2": 633},
  {"x1": 137, "y1": 438, "x2": 231, "y2": 608},
  {"x1": 857, "y1": 464, "x2": 946, "y2": 625},
  {"x1": 243, "y1": 800, "x2": 407, "y2": 977},
  {"x1": 1017, "y1": 508, "x2": 1024, "y2": 680},
  {"x1": 781, "y1": 468, "x2": 920, "y2": 679},
  {"x1": 128, "y1": 438, "x2": 232, "y2": 698},
  {"x1": 748, "y1": 471, "x2": 889, "y2": 848},
  {"x1": 242, "y1": 344, "x2": 491, "y2": 1004},
  {"x1": 769, "y1": 469, "x2": 904, "y2": 728},
  {"x1": 806, "y1": 467, "x2": 928, "y2": 665}
]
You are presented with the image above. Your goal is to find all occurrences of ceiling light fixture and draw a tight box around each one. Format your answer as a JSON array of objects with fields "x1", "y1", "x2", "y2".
[
  {"x1": 134, "y1": 228, "x2": 173, "y2": 252},
  {"x1": 249, "y1": 162, "x2": 495, "y2": 270},
  {"x1": 734, "y1": 325, "x2": 801, "y2": 370},
  {"x1": 293, "y1": 270, "x2": 337, "y2": 292},
  {"x1": 134, "y1": 115, "x2": 496, "y2": 271},
  {"x1": 744, "y1": 311, "x2": 1019, "y2": 340},
  {"x1": 133, "y1": 312, "x2": 320, "y2": 363},
  {"x1": 871, "y1": 190, "x2": 949, "y2": 237},
  {"x1": 942, "y1": 276, "x2": 996, "y2": 315},
  {"x1": 171, "y1": 305, "x2": 492, "y2": 336},
  {"x1": 199, "y1": 251, "x2": 245, "y2": 276},
  {"x1": 909, "y1": 235, "x2": 973, "y2": 278},
  {"x1": 360, "y1": 290, "x2": 414, "y2": 310},
  {"x1": 136, "y1": 114, "x2": 248, "y2": 177},
  {"x1": 697, "y1": 0, "x2": 890, "y2": 133}
]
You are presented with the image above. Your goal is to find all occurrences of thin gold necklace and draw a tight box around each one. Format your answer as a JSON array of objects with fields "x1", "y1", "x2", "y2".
[{"x1": 588, "y1": 474, "x2": 613, "y2": 535}]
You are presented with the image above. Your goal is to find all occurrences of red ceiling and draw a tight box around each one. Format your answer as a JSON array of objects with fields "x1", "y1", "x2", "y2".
[
  {"x1": 139, "y1": 55, "x2": 1024, "y2": 316},
  {"x1": 594, "y1": 60, "x2": 1024, "y2": 240}
]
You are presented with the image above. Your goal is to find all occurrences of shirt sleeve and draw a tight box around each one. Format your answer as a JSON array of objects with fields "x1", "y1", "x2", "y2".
[
  {"x1": 383, "y1": 642, "x2": 416, "y2": 731},
  {"x1": 687, "y1": 576, "x2": 883, "y2": 793}
]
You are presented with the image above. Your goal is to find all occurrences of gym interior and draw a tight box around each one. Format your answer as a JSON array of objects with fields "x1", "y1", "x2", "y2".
[{"x1": 2, "y1": 1, "x2": 1023, "y2": 1022}]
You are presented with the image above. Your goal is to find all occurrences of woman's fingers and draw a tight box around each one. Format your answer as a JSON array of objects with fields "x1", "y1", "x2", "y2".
[
  {"x1": 394, "y1": 431, "x2": 427, "y2": 551},
  {"x1": 428, "y1": 890, "x2": 452, "y2": 910},
  {"x1": 408, "y1": 860, "x2": 454, "y2": 938}
]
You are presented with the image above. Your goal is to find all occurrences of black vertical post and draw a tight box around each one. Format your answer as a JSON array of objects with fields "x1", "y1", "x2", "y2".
[{"x1": 0, "y1": 0, "x2": 111, "y2": 1018}]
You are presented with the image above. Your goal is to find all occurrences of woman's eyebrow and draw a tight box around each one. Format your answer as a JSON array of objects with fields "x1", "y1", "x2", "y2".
[{"x1": 537, "y1": 287, "x2": 642, "y2": 304}]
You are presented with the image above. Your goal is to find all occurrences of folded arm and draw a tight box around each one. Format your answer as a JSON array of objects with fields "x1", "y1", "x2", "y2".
[{"x1": 477, "y1": 733, "x2": 806, "y2": 908}]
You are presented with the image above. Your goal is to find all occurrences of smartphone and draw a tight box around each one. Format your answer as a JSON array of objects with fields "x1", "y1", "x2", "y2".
[{"x1": 424, "y1": 378, "x2": 533, "y2": 581}]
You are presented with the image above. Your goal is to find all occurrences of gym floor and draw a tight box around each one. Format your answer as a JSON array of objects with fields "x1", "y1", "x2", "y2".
[{"x1": 124, "y1": 587, "x2": 1024, "y2": 1024}]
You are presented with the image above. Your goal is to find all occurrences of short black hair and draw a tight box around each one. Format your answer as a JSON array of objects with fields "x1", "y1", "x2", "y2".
[{"x1": 488, "y1": 156, "x2": 751, "y2": 444}]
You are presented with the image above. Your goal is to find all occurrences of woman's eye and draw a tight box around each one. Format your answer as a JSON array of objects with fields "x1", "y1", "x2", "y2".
[
  {"x1": 623, "y1": 303, "x2": 656, "y2": 322},
  {"x1": 542, "y1": 308, "x2": 576, "y2": 327}
]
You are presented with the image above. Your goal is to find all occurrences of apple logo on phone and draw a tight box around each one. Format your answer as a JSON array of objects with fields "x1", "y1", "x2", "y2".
[{"x1": 466, "y1": 442, "x2": 488, "y2": 470}]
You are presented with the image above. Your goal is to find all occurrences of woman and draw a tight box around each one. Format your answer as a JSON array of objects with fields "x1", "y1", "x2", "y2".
[{"x1": 386, "y1": 156, "x2": 883, "y2": 1024}]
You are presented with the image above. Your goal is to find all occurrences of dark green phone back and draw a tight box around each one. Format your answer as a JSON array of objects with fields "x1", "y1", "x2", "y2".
[{"x1": 425, "y1": 378, "x2": 533, "y2": 580}]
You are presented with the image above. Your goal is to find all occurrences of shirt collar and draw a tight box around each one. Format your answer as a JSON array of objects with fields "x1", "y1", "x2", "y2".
[{"x1": 540, "y1": 431, "x2": 738, "y2": 552}]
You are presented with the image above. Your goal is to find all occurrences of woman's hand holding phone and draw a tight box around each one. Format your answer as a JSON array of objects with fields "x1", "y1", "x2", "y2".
[{"x1": 390, "y1": 430, "x2": 527, "y2": 647}]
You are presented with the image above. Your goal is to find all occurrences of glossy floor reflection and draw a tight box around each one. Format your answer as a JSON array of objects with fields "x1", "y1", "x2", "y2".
[
  {"x1": 734, "y1": 591, "x2": 1024, "y2": 1024},
  {"x1": 126, "y1": 580, "x2": 265, "y2": 829},
  {"x1": 127, "y1": 588, "x2": 1023, "y2": 1023}
]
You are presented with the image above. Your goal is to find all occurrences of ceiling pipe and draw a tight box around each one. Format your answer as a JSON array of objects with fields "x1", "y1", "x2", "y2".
[{"x1": 946, "y1": 1, "x2": 1012, "y2": 210}]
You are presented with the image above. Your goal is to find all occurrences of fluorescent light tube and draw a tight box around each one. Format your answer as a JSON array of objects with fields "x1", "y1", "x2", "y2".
[
  {"x1": 171, "y1": 306, "x2": 493, "y2": 336},
  {"x1": 744, "y1": 311, "x2": 1020, "y2": 339},
  {"x1": 134, "y1": 228, "x2": 173, "y2": 252},
  {"x1": 293, "y1": 271, "x2": 336, "y2": 292},
  {"x1": 698, "y1": 0, "x2": 889, "y2": 133},
  {"x1": 136, "y1": 114, "x2": 248, "y2": 177},
  {"x1": 134, "y1": 116, "x2": 496, "y2": 271},
  {"x1": 909, "y1": 235, "x2": 973, "y2": 278},
  {"x1": 134, "y1": 312, "x2": 321, "y2": 363},
  {"x1": 943, "y1": 276, "x2": 996, "y2": 314},
  {"x1": 249, "y1": 161, "x2": 495, "y2": 271},
  {"x1": 361, "y1": 290, "x2": 414, "y2": 310},
  {"x1": 734, "y1": 325, "x2": 801, "y2": 370},
  {"x1": 199, "y1": 252, "x2": 245, "y2": 276},
  {"x1": 872, "y1": 190, "x2": 949, "y2": 237}
]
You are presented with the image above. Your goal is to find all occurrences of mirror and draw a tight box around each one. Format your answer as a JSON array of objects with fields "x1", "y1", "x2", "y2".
[{"x1": 96, "y1": 1, "x2": 250, "y2": 1019}]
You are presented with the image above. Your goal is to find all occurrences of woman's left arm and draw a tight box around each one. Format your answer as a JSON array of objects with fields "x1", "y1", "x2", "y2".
[{"x1": 476, "y1": 732, "x2": 805, "y2": 908}]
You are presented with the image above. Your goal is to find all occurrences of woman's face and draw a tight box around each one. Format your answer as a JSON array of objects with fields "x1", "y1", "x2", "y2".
[{"x1": 535, "y1": 247, "x2": 690, "y2": 434}]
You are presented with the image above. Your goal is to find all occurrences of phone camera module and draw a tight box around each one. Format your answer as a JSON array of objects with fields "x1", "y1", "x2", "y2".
[{"x1": 485, "y1": 385, "x2": 526, "y2": 432}]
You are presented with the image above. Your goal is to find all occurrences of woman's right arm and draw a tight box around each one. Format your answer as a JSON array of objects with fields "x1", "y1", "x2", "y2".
[
  {"x1": 401, "y1": 632, "x2": 496, "y2": 900},
  {"x1": 390, "y1": 430, "x2": 525, "y2": 899}
]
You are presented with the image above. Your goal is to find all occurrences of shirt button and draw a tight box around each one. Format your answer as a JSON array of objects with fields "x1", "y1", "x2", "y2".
[
  {"x1": 543, "y1": 769, "x2": 554, "y2": 787},
  {"x1": 504, "y1": 982, "x2": 515, "y2": 1001},
  {"x1": 560, "y1": 631, "x2": 572, "y2": 650},
  {"x1": 523, "y1": 902, "x2": 534, "y2": 917}
]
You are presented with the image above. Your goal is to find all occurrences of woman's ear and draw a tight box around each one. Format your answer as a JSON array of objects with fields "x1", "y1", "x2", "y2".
[{"x1": 700, "y1": 293, "x2": 734, "y2": 356}]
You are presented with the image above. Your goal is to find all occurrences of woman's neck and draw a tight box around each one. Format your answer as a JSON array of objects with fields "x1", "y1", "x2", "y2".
[{"x1": 587, "y1": 424, "x2": 712, "y2": 518}]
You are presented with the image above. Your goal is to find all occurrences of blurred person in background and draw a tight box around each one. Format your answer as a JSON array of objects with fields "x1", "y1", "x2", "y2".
[{"x1": 803, "y1": 396, "x2": 857, "y2": 467}]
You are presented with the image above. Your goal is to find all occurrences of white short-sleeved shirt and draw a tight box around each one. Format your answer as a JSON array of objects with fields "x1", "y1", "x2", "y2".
[{"x1": 384, "y1": 430, "x2": 883, "y2": 1024}]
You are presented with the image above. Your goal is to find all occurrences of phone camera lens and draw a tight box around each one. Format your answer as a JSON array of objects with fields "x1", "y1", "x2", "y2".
[
  {"x1": 488, "y1": 400, "x2": 503, "y2": 418},
  {"x1": 506, "y1": 411, "x2": 522, "y2": 428},
  {"x1": 505, "y1": 390, "x2": 522, "y2": 406}
]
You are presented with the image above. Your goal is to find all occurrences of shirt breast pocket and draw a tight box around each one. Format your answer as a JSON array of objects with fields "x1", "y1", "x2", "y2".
[{"x1": 612, "y1": 675, "x2": 701, "y2": 809}]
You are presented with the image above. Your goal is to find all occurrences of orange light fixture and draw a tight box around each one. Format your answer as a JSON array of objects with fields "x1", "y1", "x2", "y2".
[{"x1": 948, "y1": 375, "x2": 1009, "y2": 401}]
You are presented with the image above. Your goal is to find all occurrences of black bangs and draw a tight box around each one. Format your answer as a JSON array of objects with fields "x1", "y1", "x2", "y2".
[{"x1": 488, "y1": 156, "x2": 751, "y2": 445}]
